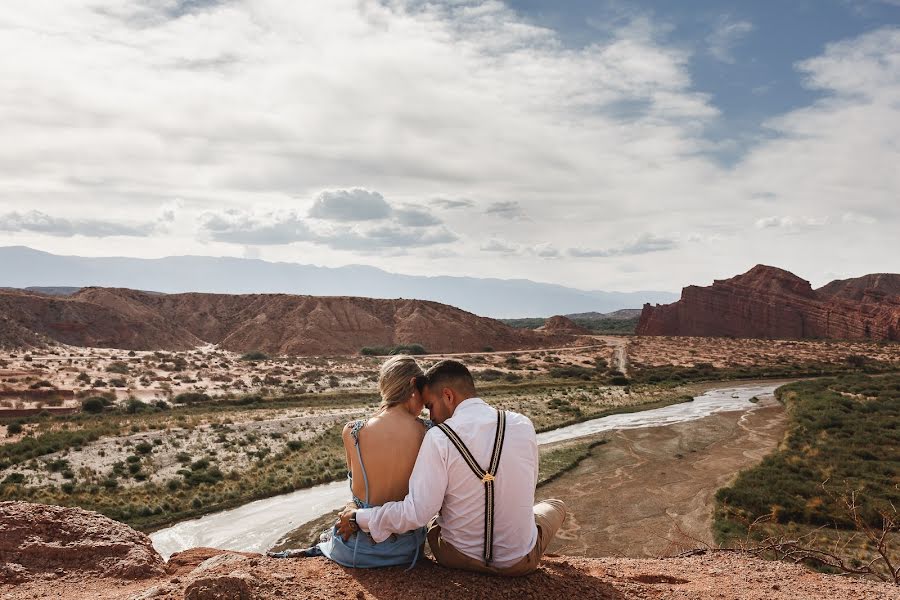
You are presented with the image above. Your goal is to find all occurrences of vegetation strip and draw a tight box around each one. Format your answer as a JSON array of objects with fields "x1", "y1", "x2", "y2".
[{"x1": 714, "y1": 373, "x2": 900, "y2": 580}]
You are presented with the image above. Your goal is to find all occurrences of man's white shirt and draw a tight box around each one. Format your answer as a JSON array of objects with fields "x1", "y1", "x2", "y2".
[{"x1": 355, "y1": 397, "x2": 539, "y2": 568}]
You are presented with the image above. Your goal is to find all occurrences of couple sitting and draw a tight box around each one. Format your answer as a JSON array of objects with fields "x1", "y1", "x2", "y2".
[{"x1": 271, "y1": 356, "x2": 566, "y2": 576}]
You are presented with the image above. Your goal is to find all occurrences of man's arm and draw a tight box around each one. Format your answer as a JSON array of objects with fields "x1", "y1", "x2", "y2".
[{"x1": 354, "y1": 431, "x2": 448, "y2": 542}]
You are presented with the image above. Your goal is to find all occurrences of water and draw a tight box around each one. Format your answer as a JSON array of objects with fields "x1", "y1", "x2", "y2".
[{"x1": 150, "y1": 381, "x2": 780, "y2": 559}]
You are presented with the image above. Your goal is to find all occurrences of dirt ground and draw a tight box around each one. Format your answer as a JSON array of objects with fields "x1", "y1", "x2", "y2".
[
  {"x1": 4, "y1": 549, "x2": 896, "y2": 600},
  {"x1": 539, "y1": 396, "x2": 788, "y2": 558}
]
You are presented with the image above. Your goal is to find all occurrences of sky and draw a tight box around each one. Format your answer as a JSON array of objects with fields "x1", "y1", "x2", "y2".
[{"x1": 0, "y1": 0, "x2": 898, "y2": 293}]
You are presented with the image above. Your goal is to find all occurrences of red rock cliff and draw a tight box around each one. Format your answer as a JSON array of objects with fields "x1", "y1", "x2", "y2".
[{"x1": 637, "y1": 265, "x2": 900, "y2": 341}]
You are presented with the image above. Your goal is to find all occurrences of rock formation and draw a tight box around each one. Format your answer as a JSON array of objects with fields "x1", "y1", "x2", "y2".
[
  {"x1": 0, "y1": 502, "x2": 896, "y2": 600},
  {"x1": 0, "y1": 501, "x2": 165, "y2": 584},
  {"x1": 637, "y1": 265, "x2": 900, "y2": 341},
  {"x1": 539, "y1": 315, "x2": 592, "y2": 335},
  {"x1": 0, "y1": 287, "x2": 563, "y2": 355}
]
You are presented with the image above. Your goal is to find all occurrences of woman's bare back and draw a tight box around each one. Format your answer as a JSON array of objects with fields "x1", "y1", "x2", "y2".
[{"x1": 343, "y1": 408, "x2": 427, "y2": 506}]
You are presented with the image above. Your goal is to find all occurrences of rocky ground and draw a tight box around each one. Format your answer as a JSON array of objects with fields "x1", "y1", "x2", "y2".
[{"x1": 1, "y1": 501, "x2": 896, "y2": 600}]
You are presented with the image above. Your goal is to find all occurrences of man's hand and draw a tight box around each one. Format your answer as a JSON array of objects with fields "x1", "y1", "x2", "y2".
[{"x1": 336, "y1": 508, "x2": 358, "y2": 541}]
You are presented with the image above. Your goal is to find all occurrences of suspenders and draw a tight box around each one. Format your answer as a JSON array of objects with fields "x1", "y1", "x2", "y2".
[{"x1": 436, "y1": 409, "x2": 507, "y2": 565}]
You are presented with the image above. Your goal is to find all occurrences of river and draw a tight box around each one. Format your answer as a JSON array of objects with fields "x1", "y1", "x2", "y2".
[{"x1": 150, "y1": 381, "x2": 782, "y2": 559}]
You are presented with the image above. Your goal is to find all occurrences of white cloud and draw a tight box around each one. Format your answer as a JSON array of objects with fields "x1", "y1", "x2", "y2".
[
  {"x1": 308, "y1": 189, "x2": 392, "y2": 222},
  {"x1": 707, "y1": 17, "x2": 754, "y2": 64},
  {"x1": 485, "y1": 201, "x2": 527, "y2": 220},
  {"x1": 568, "y1": 233, "x2": 678, "y2": 258},
  {"x1": 0, "y1": 210, "x2": 159, "y2": 238},
  {"x1": 0, "y1": 3, "x2": 895, "y2": 291},
  {"x1": 754, "y1": 216, "x2": 829, "y2": 230},
  {"x1": 200, "y1": 209, "x2": 313, "y2": 245}
]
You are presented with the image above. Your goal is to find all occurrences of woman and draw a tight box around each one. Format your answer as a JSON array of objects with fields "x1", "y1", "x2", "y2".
[{"x1": 268, "y1": 355, "x2": 431, "y2": 568}]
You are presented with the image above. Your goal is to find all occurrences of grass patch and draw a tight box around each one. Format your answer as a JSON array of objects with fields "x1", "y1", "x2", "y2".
[{"x1": 714, "y1": 373, "x2": 900, "y2": 574}]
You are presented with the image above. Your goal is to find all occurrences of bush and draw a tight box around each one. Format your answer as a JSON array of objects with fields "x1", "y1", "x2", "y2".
[
  {"x1": 135, "y1": 441, "x2": 153, "y2": 454},
  {"x1": 106, "y1": 361, "x2": 131, "y2": 375},
  {"x1": 6, "y1": 422, "x2": 23, "y2": 435},
  {"x1": 81, "y1": 397, "x2": 106, "y2": 414},
  {"x1": 360, "y1": 344, "x2": 428, "y2": 356},
  {"x1": 2, "y1": 472, "x2": 25, "y2": 485},
  {"x1": 477, "y1": 369, "x2": 504, "y2": 382},
  {"x1": 124, "y1": 398, "x2": 150, "y2": 414},
  {"x1": 174, "y1": 392, "x2": 211, "y2": 405},
  {"x1": 549, "y1": 366, "x2": 594, "y2": 380},
  {"x1": 241, "y1": 351, "x2": 269, "y2": 362}
]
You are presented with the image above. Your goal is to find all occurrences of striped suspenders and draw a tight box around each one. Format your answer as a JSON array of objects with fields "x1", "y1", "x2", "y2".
[{"x1": 437, "y1": 409, "x2": 507, "y2": 565}]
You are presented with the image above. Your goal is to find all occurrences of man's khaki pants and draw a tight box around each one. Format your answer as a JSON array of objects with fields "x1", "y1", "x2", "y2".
[{"x1": 427, "y1": 499, "x2": 567, "y2": 577}]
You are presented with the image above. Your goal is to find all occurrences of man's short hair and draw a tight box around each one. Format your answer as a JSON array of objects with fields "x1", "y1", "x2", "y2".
[{"x1": 424, "y1": 359, "x2": 476, "y2": 396}]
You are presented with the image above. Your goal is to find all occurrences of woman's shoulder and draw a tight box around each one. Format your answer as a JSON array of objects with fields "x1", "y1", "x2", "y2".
[{"x1": 343, "y1": 419, "x2": 366, "y2": 442}]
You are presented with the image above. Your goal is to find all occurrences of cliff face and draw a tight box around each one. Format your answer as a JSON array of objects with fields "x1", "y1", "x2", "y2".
[
  {"x1": 1, "y1": 502, "x2": 896, "y2": 600},
  {"x1": 637, "y1": 266, "x2": 900, "y2": 341},
  {"x1": 0, "y1": 287, "x2": 560, "y2": 355}
]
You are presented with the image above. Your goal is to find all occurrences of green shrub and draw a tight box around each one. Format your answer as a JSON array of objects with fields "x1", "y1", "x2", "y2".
[
  {"x1": 135, "y1": 441, "x2": 153, "y2": 454},
  {"x1": 241, "y1": 351, "x2": 269, "y2": 362},
  {"x1": 81, "y1": 397, "x2": 106, "y2": 414},
  {"x1": 106, "y1": 361, "x2": 131, "y2": 375},
  {"x1": 477, "y1": 369, "x2": 504, "y2": 382},
  {"x1": 2, "y1": 472, "x2": 25, "y2": 485},
  {"x1": 6, "y1": 422, "x2": 23, "y2": 435},
  {"x1": 174, "y1": 392, "x2": 211, "y2": 405},
  {"x1": 360, "y1": 344, "x2": 428, "y2": 356}
]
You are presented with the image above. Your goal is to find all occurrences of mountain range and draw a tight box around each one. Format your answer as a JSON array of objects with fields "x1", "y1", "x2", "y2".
[
  {"x1": 0, "y1": 246, "x2": 676, "y2": 318},
  {"x1": 0, "y1": 286, "x2": 568, "y2": 355}
]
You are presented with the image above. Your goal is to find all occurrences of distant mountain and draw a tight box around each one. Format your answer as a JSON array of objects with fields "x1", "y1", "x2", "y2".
[
  {"x1": 0, "y1": 246, "x2": 677, "y2": 318},
  {"x1": 0, "y1": 286, "x2": 569, "y2": 355},
  {"x1": 637, "y1": 265, "x2": 900, "y2": 341}
]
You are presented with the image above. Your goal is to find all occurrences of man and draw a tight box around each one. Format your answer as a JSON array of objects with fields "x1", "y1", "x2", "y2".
[{"x1": 337, "y1": 359, "x2": 567, "y2": 576}]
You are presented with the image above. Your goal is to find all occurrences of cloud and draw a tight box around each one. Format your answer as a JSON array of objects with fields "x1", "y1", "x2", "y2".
[
  {"x1": 568, "y1": 234, "x2": 677, "y2": 258},
  {"x1": 394, "y1": 206, "x2": 441, "y2": 227},
  {"x1": 481, "y1": 238, "x2": 520, "y2": 254},
  {"x1": 199, "y1": 192, "x2": 455, "y2": 250},
  {"x1": 432, "y1": 198, "x2": 475, "y2": 210},
  {"x1": 0, "y1": 3, "x2": 895, "y2": 291},
  {"x1": 0, "y1": 210, "x2": 158, "y2": 238},
  {"x1": 158, "y1": 199, "x2": 183, "y2": 223},
  {"x1": 319, "y1": 224, "x2": 458, "y2": 251},
  {"x1": 754, "y1": 216, "x2": 829, "y2": 230},
  {"x1": 707, "y1": 17, "x2": 754, "y2": 64},
  {"x1": 841, "y1": 212, "x2": 876, "y2": 225},
  {"x1": 200, "y1": 209, "x2": 313, "y2": 245},
  {"x1": 485, "y1": 201, "x2": 526, "y2": 220},
  {"x1": 308, "y1": 188, "x2": 392, "y2": 222}
]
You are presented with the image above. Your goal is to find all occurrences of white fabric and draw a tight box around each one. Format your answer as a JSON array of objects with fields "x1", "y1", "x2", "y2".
[{"x1": 355, "y1": 397, "x2": 539, "y2": 569}]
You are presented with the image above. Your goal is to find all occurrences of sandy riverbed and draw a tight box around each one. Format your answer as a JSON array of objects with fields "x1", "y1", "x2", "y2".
[{"x1": 539, "y1": 395, "x2": 788, "y2": 558}]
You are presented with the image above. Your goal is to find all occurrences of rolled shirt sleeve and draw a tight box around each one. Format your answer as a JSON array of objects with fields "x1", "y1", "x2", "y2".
[{"x1": 355, "y1": 429, "x2": 448, "y2": 542}]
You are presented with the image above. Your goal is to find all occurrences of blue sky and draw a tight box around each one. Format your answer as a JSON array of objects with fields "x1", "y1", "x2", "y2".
[
  {"x1": 0, "y1": 0, "x2": 897, "y2": 292},
  {"x1": 509, "y1": 0, "x2": 900, "y2": 163}
]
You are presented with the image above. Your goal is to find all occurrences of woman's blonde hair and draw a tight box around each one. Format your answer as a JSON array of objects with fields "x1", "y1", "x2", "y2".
[{"x1": 378, "y1": 355, "x2": 424, "y2": 408}]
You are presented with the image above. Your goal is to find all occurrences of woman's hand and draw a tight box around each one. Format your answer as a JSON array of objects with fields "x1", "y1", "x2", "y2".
[{"x1": 336, "y1": 508, "x2": 358, "y2": 541}]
